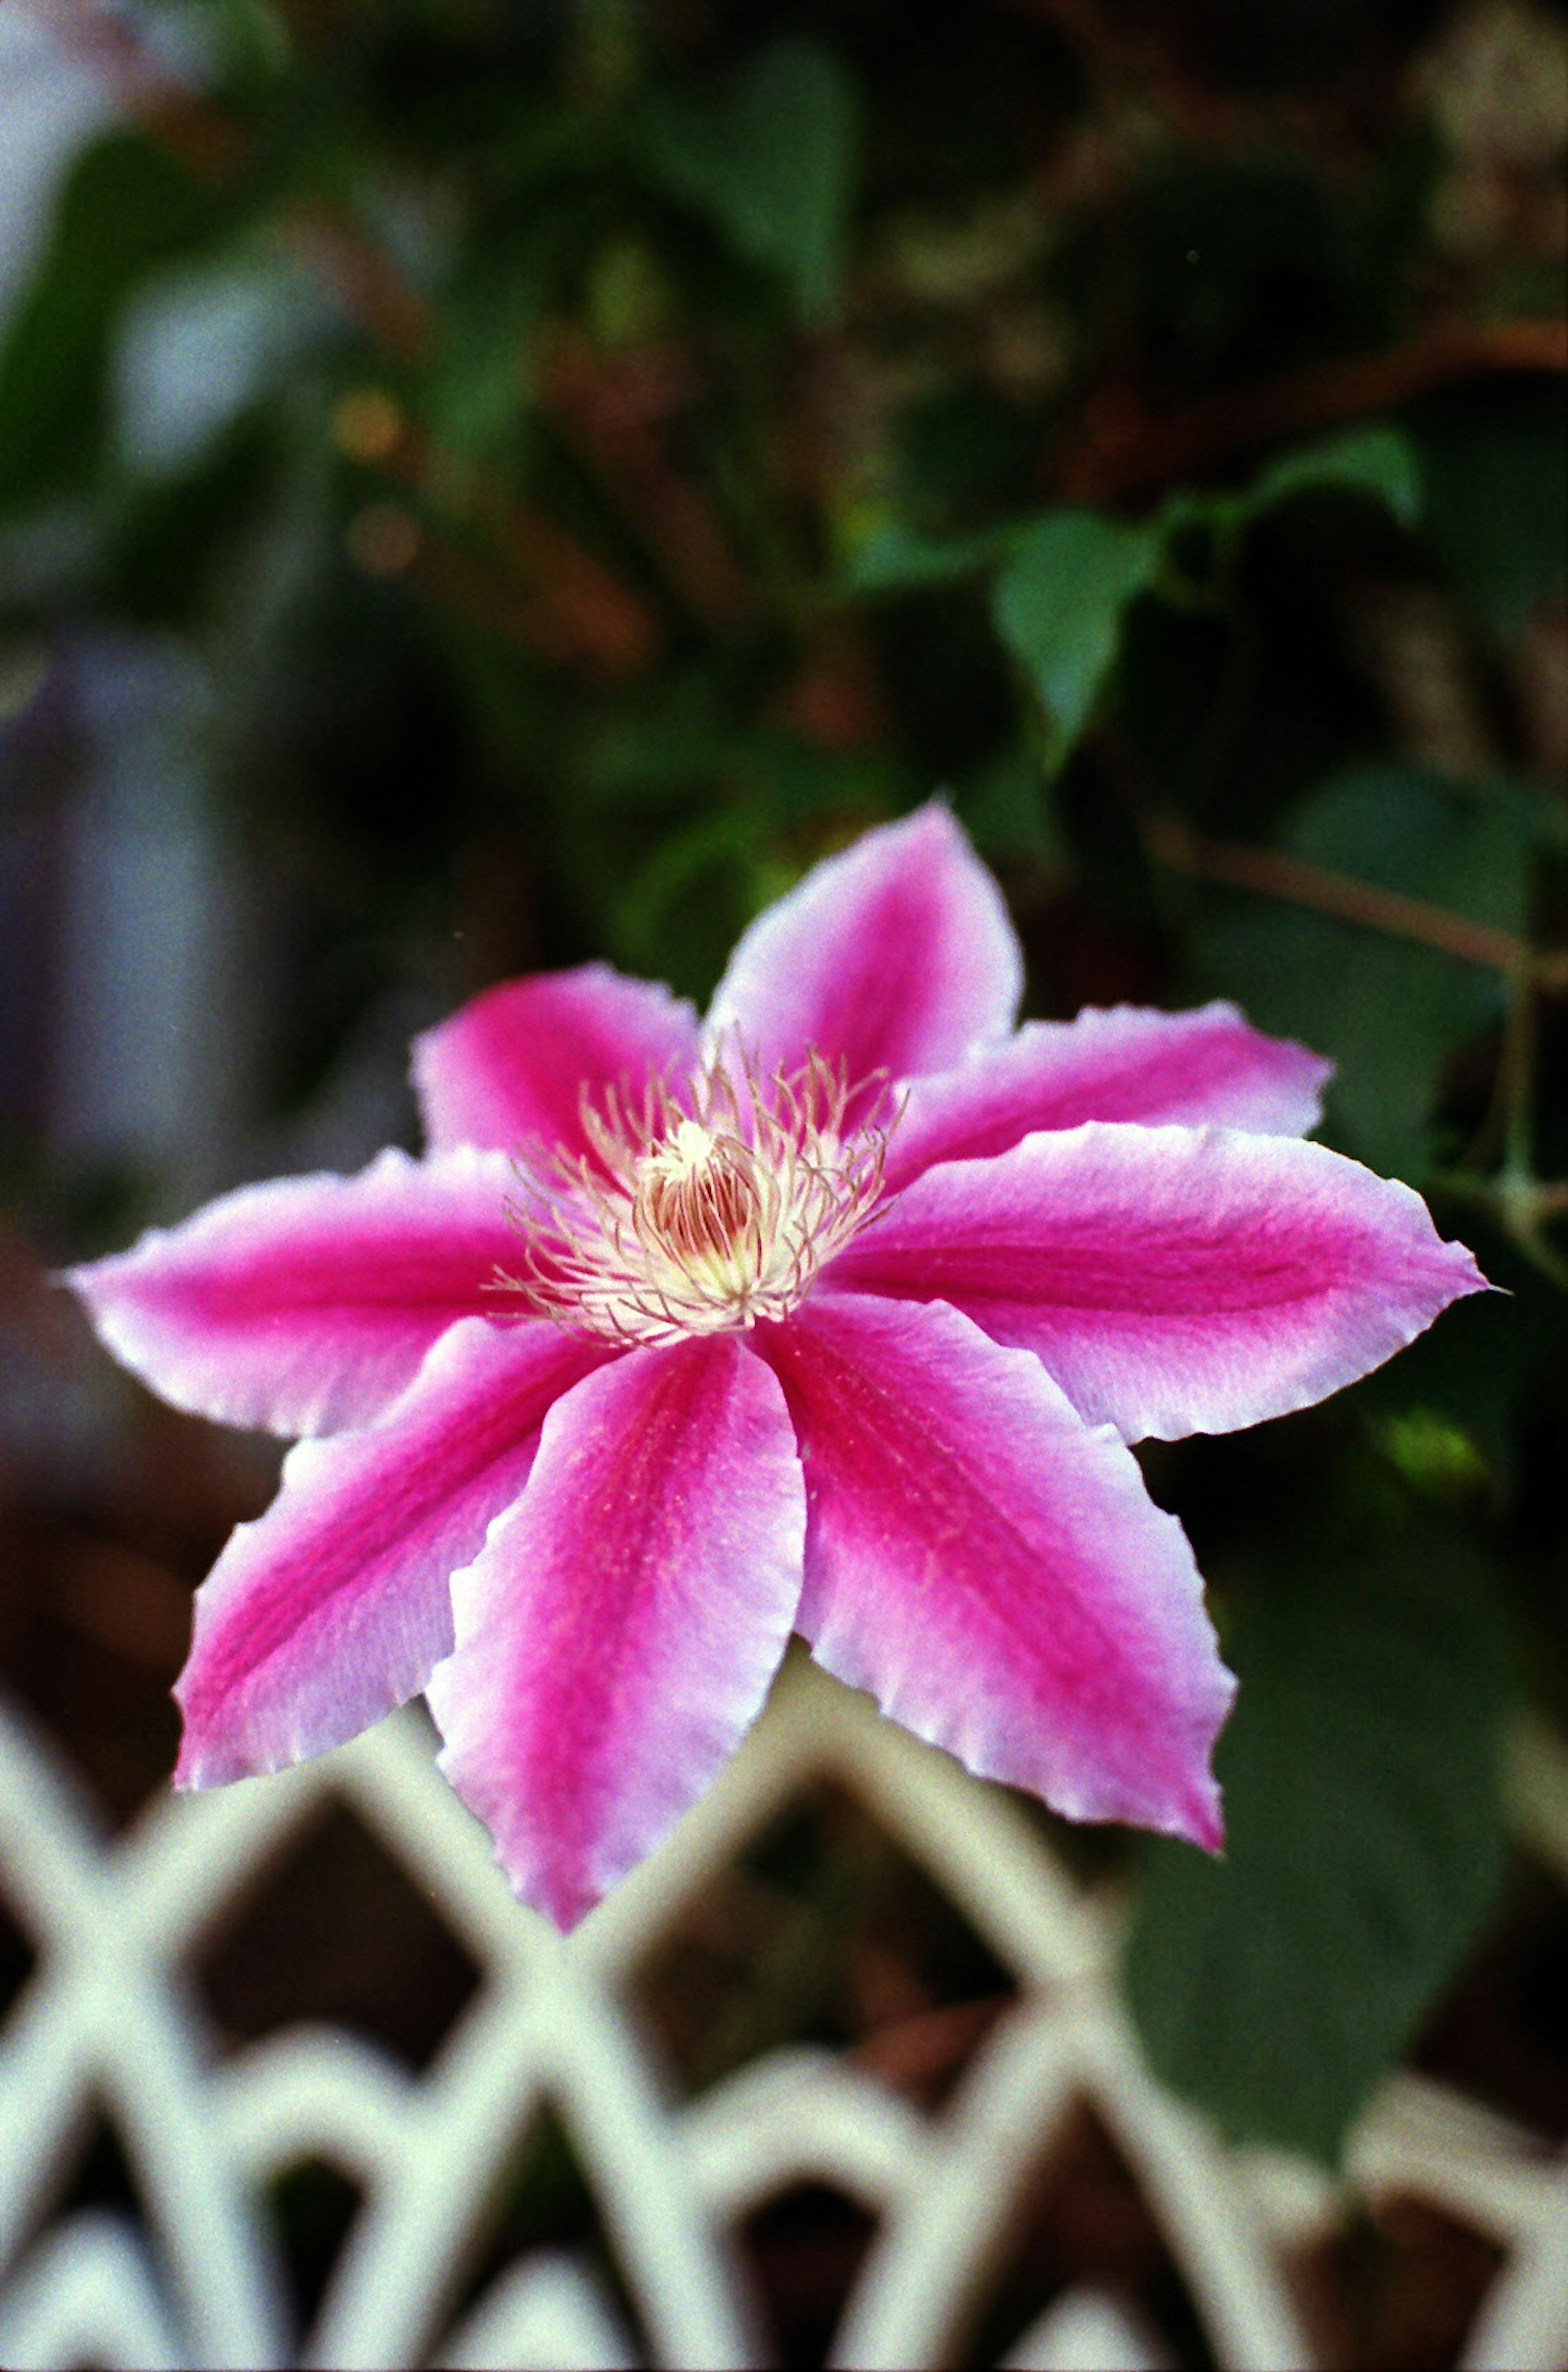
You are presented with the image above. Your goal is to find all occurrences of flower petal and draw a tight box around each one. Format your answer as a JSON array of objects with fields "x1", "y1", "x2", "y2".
[
  {"x1": 756, "y1": 1293, "x2": 1234, "y2": 1848},
  {"x1": 175, "y1": 1318, "x2": 610, "y2": 1786},
  {"x1": 884, "y1": 1001, "x2": 1331, "y2": 1190},
  {"x1": 832, "y1": 1123, "x2": 1488, "y2": 1442},
  {"x1": 704, "y1": 805, "x2": 1022, "y2": 1106},
  {"x1": 66, "y1": 1148, "x2": 521, "y2": 1437},
  {"x1": 414, "y1": 963, "x2": 700, "y2": 1157},
  {"x1": 426, "y1": 1336, "x2": 805, "y2": 1931}
]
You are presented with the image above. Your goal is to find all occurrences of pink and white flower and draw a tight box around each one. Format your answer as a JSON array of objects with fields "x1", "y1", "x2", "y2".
[{"x1": 69, "y1": 807, "x2": 1486, "y2": 1929}]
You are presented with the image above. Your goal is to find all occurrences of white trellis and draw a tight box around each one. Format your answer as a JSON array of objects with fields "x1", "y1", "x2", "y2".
[{"x1": 2, "y1": 1658, "x2": 1567, "y2": 2370}]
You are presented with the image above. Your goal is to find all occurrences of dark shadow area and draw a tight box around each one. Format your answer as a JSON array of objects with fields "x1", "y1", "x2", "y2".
[{"x1": 198, "y1": 1799, "x2": 482, "y2": 2070}]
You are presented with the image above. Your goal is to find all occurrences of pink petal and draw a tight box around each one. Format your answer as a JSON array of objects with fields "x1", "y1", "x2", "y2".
[
  {"x1": 832, "y1": 1123, "x2": 1488, "y2": 1442},
  {"x1": 426, "y1": 1336, "x2": 805, "y2": 1931},
  {"x1": 884, "y1": 1001, "x2": 1331, "y2": 1190},
  {"x1": 757, "y1": 1293, "x2": 1234, "y2": 1848},
  {"x1": 65, "y1": 1148, "x2": 521, "y2": 1437},
  {"x1": 414, "y1": 963, "x2": 700, "y2": 1157},
  {"x1": 175, "y1": 1317, "x2": 610, "y2": 1785},
  {"x1": 704, "y1": 806, "x2": 1023, "y2": 1111}
]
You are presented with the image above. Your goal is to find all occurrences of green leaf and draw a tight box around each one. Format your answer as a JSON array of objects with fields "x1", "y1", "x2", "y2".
[
  {"x1": 430, "y1": 241, "x2": 551, "y2": 464},
  {"x1": 1418, "y1": 383, "x2": 1568, "y2": 640},
  {"x1": 1354, "y1": 1223, "x2": 1559, "y2": 1492},
  {"x1": 1248, "y1": 421, "x2": 1423, "y2": 528},
  {"x1": 842, "y1": 517, "x2": 1013, "y2": 594},
  {"x1": 642, "y1": 39, "x2": 860, "y2": 322},
  {"x1": 956, "y1": 745, "x2": 1066, "y2": 864},
  {"x1": 107, "y1": 412, "x2": 284, "y2": 630},
  {"x1": 606, "y1": 809, "x2": 765, "y2": 999},
  {"x1": 0, "y1": 129, "x2": 237, "y2": 516},
  {"x1": 1199, "y1": 765, "x2": 1537, "y2": 1179},
  {"x1": 992, "y1": 510, "x2": 1162, "y2": 772},
  {"x1": 1125, "y1": 1491, "x2": 1511, "y2": 2165}
]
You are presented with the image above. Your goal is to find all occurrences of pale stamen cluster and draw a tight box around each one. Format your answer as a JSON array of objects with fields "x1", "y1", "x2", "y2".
[{"x1": 494, "y1": 1050, "x2": 895, "y2": 1347}]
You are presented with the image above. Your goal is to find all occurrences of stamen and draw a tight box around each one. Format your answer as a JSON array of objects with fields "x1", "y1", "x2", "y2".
[{"x1": 491, "y1": 1048, "x2": 897, "y2": 1347}]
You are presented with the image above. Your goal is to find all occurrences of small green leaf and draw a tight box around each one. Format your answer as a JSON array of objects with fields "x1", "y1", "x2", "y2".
[
  {"x1": 992, "y1": 510, "x2": 1162, "y2": 772},
  {"x1": 1249, "y1": 421, "x2": 1423, "y2": 528},
  {"x1": 642, "y1": 39, "x2": 859, "y2": 322},
  {"x1": 1125, "y1": 1492, "x2": 1511, "y2": 2165},
  {"x1": 842, "y1": 518, "x2": 1012, "y2": 594}
]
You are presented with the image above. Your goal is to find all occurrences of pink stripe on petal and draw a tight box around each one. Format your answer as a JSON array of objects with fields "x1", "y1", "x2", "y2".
[
  {"x1": 66, "y1": 1148, "x2": 522, "y2": 1437},
  {"x1": 757, "y1": 1293, "x2": 1234, "y2": 1849},
  {"x1": 414, "y1": 964, "x2": 700, "y2": 1158},
  {"x1": 832, "y1": 1124, "x2": 1488, "y2": 1442},
  {"x1": 427, "y1": 1336, "x2": 805, "y2": 1932},
  {"x1": 704, "y1": 806, "x2": 1023, "y2": 1111},
  {"x1": 175, "y1": 1318, "x2": 610, "y2": 1786},
  {"x1": 885, "y1": 1001, "x2": 1331, "y2": 1189}
]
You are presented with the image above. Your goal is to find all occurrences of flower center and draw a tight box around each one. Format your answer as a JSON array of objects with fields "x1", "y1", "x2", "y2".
[{"x1": 496, "y1": 1050, "x2": 893, "y2": 1347}]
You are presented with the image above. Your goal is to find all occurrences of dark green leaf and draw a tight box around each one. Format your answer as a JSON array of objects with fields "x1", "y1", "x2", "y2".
[
  {"x1": 1125, "y1": 1493, "x2": 1512, "y2": 2164},
  {"x1": 1418, "y1": 382, "x2": 1568, "y2": 640},
  {"x1": 642, "y1": 39, "x2": 860, "y2": 322},
  {"x1": 1248, "y1": 421, "x2": 1422, "y2": 528},
  {"x1": 1354, "y1": 1221, "x2": 1559, "y2": 1491},
  {"x1": 107, "y1": 411, "x2": 285, "y2": 630},
  {"x1": 605, "y1": 809, "x2": 766, "y2": 998},
  {"x1": 0, "y1": 130, "x2": 238, "y2": 516},
  {"x1": 1199, "y1": 765, "x2": 1537, "y2": 1178},
  {"x1": 992, "y1": 510, "x2": 1162, "y2": 772},
  {"x1": 955, "y1": 745, "x2": 1065, "y2": 864},
  {"x1": 843, "y1": 518, "x2": 1013, "y2": 594}
]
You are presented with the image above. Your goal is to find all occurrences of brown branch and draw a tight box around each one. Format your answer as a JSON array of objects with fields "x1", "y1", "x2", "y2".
[
  {"x1": 540, "y1": 331, "x2": 759, "y2": 634},
  {"x1": 1059, "y1": 318, "x2": 1568, "y2": 503},
  {"x1": 1145, "y1": 805, "x2": 1568, "y2": 985},
  {"x1": 287, "y1": 208, "x2": 434, "y2": 363},
  {"x1": 376, "y1": 424, "x2": 664, "y2": 676},
  {"x1": 998, "y1": 0, "x2": 1250, "y2": 144}
]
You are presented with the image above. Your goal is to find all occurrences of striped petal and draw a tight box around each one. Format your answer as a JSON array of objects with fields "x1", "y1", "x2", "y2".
[
  {"x1": 175, "y1": 1318, "x2": 610, "y2": 1785},
  {"x1": 414, "y1": 963, "x2": 699, "y2": 1158},
  {"x1": 67, "y1": 1147, "x2": 520, "y2": 1436},
  {"x1": 705, "y1": 806, "x2": 1022, "y2": 1116},
  {"x1": 884, "y1": 1001, "x2": 1331, "y2": 1190},
  {"x1": 427, "y1": 1336, "x2": 805, "y2": 1931},
  {"x1": 757, "y1": 1293, "x2": 1234, "y2": 1849},
  {"x1": 832, "y1": 1123, "x2": 1488, "y2": 1442}
]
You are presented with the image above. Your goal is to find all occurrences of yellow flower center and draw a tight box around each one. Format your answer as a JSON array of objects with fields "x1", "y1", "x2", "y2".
[{"x1": 496, "y1": 1050, "x2": 893, "y2": 1347}]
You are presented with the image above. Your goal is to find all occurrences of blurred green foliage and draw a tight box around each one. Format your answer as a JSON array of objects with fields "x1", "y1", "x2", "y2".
[
  {"x1": 2, "y1": 0, "x2": 1565, "y2": 2163},
  {"x1": 1127, "y1": 1459, "x2": 1513, "y2": 2160}
]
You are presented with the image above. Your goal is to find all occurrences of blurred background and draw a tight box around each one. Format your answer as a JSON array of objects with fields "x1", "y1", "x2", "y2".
[{"x1": 0, "y1": 0, "x2": 1566, "y2": 2363}]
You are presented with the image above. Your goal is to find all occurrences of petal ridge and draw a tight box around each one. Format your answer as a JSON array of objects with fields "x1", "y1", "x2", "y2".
[
  {"x1": 428, "y1": 1336, "x2": 806, "y2": 1930},
  {"x1": 67, "y1": 1146, "x2": 521, "y2": 1436},
  {"x1": 756, "y1": 1292, "x2": 1234, "y2": 1849},
  {"x1": 885, "y1": 999, "x2": 1332, "y2": 1188},
  {"x1": 831, "y1": 1122, "x2": 1488, "y2": 1440},
  {"x1": 175, "y1": 1316, "x2": 610, "y2": 1785},
  {"x1": 414, "y1": 963, "x2": 699, "y2": 1158},
  {"x1": 704, "y1": 804, "x2": 1023, "y2": 1100}
]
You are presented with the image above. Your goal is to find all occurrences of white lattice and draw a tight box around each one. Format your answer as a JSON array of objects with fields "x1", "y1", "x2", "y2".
[{"x1": 2, "y1": 1659, "x2": 1567, "y2": 2369}]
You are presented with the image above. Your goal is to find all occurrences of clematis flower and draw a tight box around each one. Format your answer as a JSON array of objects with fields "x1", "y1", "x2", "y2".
[{"x1": 69, "y1": 807, "x2": 1485, "y2": 1929}]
